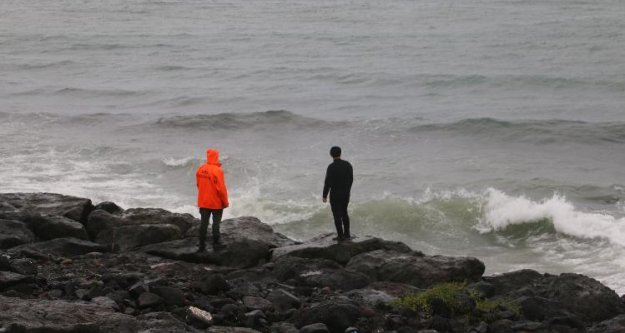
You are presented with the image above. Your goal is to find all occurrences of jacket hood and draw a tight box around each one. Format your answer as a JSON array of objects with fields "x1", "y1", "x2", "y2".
[{"x1": 206, "y1": 149, "x2": 221, "y2": 166}]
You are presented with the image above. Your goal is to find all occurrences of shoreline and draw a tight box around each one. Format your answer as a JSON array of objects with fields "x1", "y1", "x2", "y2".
[{"x1": 1, "y1": 192, "x2": 625, "y2": 333}]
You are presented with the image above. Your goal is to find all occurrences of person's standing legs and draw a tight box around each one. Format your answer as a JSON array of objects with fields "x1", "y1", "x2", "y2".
[
  {"x1": 198, "y1": 208, "x2": 212, "y2": 251},
  {"x1": 342, "y1": 200, "x2": 350, "y2": 239},
  {"x1": 330, "y1": 198, "x2": 345, "y2": 239},
  {"x1": 211, "y1": 209, "x2": 223, "y2": 246}
]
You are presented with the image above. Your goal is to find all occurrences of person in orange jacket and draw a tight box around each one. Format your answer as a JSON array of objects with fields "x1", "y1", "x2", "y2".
[{"x1": 196, "y1": 148, "x2": 229, "y2": 252}]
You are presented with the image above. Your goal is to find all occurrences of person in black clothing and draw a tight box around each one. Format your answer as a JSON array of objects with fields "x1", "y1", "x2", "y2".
[{"x1": 323, "y1": 146, "x2": 353, "y2": 241}]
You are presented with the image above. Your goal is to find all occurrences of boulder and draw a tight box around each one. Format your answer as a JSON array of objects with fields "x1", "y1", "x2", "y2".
[
  {"x1": 588, "y1": 314, "x2": 625, "y2": 333},
  {"x1": 23, "y1": 214, "x2": 89, "y2": 240},
  {"x1": 187, "y1": 306, "x2": 213, "y2": 328},
  {"x1": 267, "y1": 289, "x2": 301, "y2": 312},
  {"x1": 207, "y1": 326, "x2": 262, "y2": 333},
  {"x1": 95, "y1": 201, "x2": 124, "y2": 215},
  {"x1": 271, "y1": 233, "x2": 413, "y2": 265},
  {"x1": 10, "y1": 237, "x2": 108, "y2": 257},
  {"x1": 138, "y1": 292, "x2": 162, "y2": 308},
  {"x1": 9, "y1": 258, "x2": 37, "y2": 275},
  {"x1": 0, "y1": 192, "x2": 93, "y2": 223},
  {"x1": 486, "y1": 270, "x2": 625, "y2": 323},
  {"x1": 0, "y1": 219, "x2": 34, "y2": 249},
  {"x1": 294, "y1": 301, "x2": 362, "y2": 333},
  {"x1": 152, "y1": 286, "x2": 186, "y2": 306},
  {"x1": 346, "y1": 250, "x2": 484, "y2": 288},
  {"x1": 300, "y1": 323, "x2": 330, "y2": 333},
  {"x1": 0, "y1": 271, "x2": 34, "y2": 290},
  {"x1": 273, "y1": 256, "x2": 370, "y2": 291},
  {"x1": 121, "y1": 208, "x2": 196, "y2": 235},
  {"x1": 97, "y1": 223, "x2": 182, "y2": 251},
  {"x1": 136, "y1": 312, "x2": 202, "y2": 333},
  {"x1": 243, "y1": 295, "x2": 273, "y2": 312},
  {"x1": 0, "y1": 294, "x2": 137, "y2": 332}
]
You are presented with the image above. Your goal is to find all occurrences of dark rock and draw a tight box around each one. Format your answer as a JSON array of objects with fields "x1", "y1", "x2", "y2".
[
  {"x1": 91, "y1": 296, "x2": 120, "y2": 310},
  {"x1": 467, "y1": 281, "x2": 495, "y2": 299},
  {"x1": 243, "y1": 295, "x2": 273, "y2": 311},
  {"x1": 489, "y1": 319, "x2": 514, "y2": 333},
  {"x1": 10, "y1": 237, "x2": 108, "y2": 257},
  {"x1": 271, "y1": 233, "x2": 413, "y2": 265},
  {"x1": 0, "y1": 294, "x2": 136, "y2": 332},
  {"x1": 103, "y1": 271, "x2": 144, "y2": 289},
  {"x1": 300, "y1": 323, "x2": 330, "y2": 333},
  {"x1": 273, "y1": 256, "x2": 370, "y2": 291},
  {"x1": 0, "y1": 271, "x2": 34, "y2": 290},
  {"x1": 244, "y1": 309, "x2": 266, "y2": 327},
  {"x1": 272, "y1": 322, "x2": 299, "y2": 333},
  {"x1": 85, "y1": 209, "x2": 122, "y2": 240},
  {"x1": 152, "y1": 286, "x2": 186, "y2": 306},
  {"x1": 137, "y1": 292, "x2": 162, "y2": 308},
  {"x1": 483, "y1": 269, "x2": 544, "y2": 295},
  {"x1": 122, "y1": 207, "x2": 196, "y2": 235},
  {"x1": 187, "y1": 305, "x2": 214, "y2": 328},
  {"x1": 0, "y1": 219, "x2": 35, "y2": 249},
  {"x1": 267, "y1": 288, "x2": 301, "y2": 312},
  {"x1": 95, "y1": 201, "x2": 124, "y2": 215},
  {"x1": 129, "y1": 281, "x2": 149, "y2": 298},
  {"x1": 0, "y1": 192, "x2": 94, "y2": 223},
  {"x1": 0, "y1": 254, "x2": 10, "y2": 270},
  {"x1": 343, "y1": 287, "x2": 397, "y2": 307},
  {"x1": 207, "y1": 326, "x2": 262, "y2": 333},
  {"x1": 346, "y1": 249, "x2": 484, "y2": 288},
  {"x1": 195, "y1": 273, "x2": 230, "y2": 295},
  {"x1": 9, "y1": 257, "x2": 37, "y2": 275},
  {"x1": 98, "y1": 223, "x2": 182, "y2": 251},
  {"x1": 136, "y1": 311, "x2": 202, "y2": 333},
  {"x1": 588, "y1": 314, "x2": 625, "y2": 333},
  {"x1": 294, "y1": 301, "x2": 362, "y2": 333},
  {"x1": 48, "y1": 288, "x2": 64, "y2": 298}
]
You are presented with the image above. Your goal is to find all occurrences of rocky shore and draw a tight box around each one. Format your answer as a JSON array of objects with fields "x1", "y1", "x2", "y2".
[{"x1": 1, "y1": 192, "x2": 625, "y2": 333}]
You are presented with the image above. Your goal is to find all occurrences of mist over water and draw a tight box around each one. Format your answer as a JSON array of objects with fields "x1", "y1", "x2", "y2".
[{"x1": 2, "y1": 0, "x2": 625, "y2": 293}]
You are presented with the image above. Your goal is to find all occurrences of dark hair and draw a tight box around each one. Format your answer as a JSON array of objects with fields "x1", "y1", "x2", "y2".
[{"x1": 330, "y1": 146, "x2": 341, "y2": 158}]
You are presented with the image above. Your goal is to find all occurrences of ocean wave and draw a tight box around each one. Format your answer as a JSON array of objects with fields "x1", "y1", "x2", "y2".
[
  {"x1": 154, "y1": 110, "x2": 339, "y2": 131},
  {"x1": 477, "y1": 188, "x2": 625, "y2": 246},
  {"x1": 411, "y1": 118, "x2": 625, "y2": 145}
]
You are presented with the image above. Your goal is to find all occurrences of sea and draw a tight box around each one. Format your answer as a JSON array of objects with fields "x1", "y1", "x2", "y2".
[{"x1": 1, "y1": 0, "x2": 625, "y2": 294}]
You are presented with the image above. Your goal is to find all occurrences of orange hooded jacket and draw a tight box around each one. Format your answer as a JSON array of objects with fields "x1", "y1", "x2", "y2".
[{"x1": 196, "y1": 149, "x2": 229, "y2": 209}]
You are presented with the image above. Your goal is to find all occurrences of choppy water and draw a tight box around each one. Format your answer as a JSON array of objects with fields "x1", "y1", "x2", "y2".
[{"x1": 2, "y1": 0, "x2": 625, "y2": 293}]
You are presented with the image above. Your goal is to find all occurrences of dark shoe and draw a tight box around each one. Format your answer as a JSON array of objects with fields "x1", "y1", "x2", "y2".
[
  {"x1": 212, "y1": 242, "x2": 225, "y2": 251},
  {"x1": 196, "y1": 247, "x2": 206, "y2": 253},
  {"x1": 332, "y1": 236, "x2": 344, "y2": 242},
  {"x1": 343, "y1": 234, "x2": 352, "y2": 241}
]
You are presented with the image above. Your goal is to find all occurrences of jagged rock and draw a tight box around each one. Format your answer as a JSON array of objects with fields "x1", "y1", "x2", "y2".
[
  {"x1": 271, "y1": 233, "x2": 413, "y2": 265},
  {"x1": 343, "y1": 288, "x2": 397, "y2": 307},
  {"x1": 588, "y1": 314, "x2": 625, "y2": 333},
  {"x1": 187, "y1": 306, "x2": 213, "y2": 328},
  {"x1": 136, "y1": 311, "x2": 202, "y2": 333},
  {"x1": 0, "y1": 219, "x2": 34, "y2": 249},
  {"x1": 23, "y1": 214, "x2": 89, "y2": 240},
  {"x1": 267, "y1": 289, "x2": 301, "y2": 312},
  {"x1": 152, "y1": 286, "x2": 186, "y2": 306},
  {"x1": 272, "y1": 322, "x2": 299, "y2": 333},
  {"x1": 0, "y1": 271, "x2": 34, "y2": 290},
  {"x1": 244, "y1": 309, "x2": 267, "y2": 327},
  {"x1": 299, "y1": 323, "x2": 330, "y2": 333},
  {"x1": 121, "y1": 207, "x2": 196, "y2": 235},
  {"x1": 273, "y1": 256, "x2": 370, "y2": 291},
  {"x1": 0, "y1": 294, "x2": 134, "y2": 332},
  {"x1": 10, "y1": 237, "x2": 108, "y2": 257},
  {"x1": 95, "y1": 201, "x2": 124, "y2": 215},
  {"x1": 207, "y1": 326, "x2": 262, "y2": 333},
  {"x1": 294, "y1": 301, "x2": 362, "y2": 333},
  {"x1": 218, "y1": 216, "x2": 297, "y2": 248},
  {"x1": 98, "y1": 223, "x2": 182, "y2": 251},
  {"x1": 194, "y1": 273, "x2": 230, "y2": 295},
  {"x1": 9, "y1": 258, "x2": 37, "y2": 275},
  {"x1": 91, "y1": 296, "x2": 120, "y2": 310},
  {"x1": 346, "y1": 249, "x2": 485, "y2": 288},
  {"x1": 243, "y1": 295, "x2": 273, "y2": 311},
  {"x1": 0, "y1": 254, "x2": 10, "y2": 270},
  {"x1": 138, "y1": 292, "x2": 162, "y2": 308},
  {"x1": 0, "y1": 192, "x2": 93, "y2": 223},
  {"x1": 486, "y1": 270, "x2": 625, "y2": 323}
]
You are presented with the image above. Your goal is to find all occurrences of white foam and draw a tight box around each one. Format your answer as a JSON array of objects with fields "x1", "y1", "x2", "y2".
[
  {"x1": 479, "y1": 188, "x2": 625, "y2": 247},
  {"x1": 162, "y1": 157, "x2": 195, "y2": 167}
]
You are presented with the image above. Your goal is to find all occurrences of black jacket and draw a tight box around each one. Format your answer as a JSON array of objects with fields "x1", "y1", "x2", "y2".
[{"x1": 323, "y1": 159, "x2": 353, "y2": 200}]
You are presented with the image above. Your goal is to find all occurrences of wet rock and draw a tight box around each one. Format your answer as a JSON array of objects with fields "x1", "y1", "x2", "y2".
[
  {"x1": 95, "y1": 201, "x2": 124, "y2": 215},
  {"x1": 98, "y1": 223, "x2": 183, "y2": 251},
  {"x1": 0, "y1": 219, "x2": 35, "y2": 249},
  {"x1": 0, "y1": 294, "x2": 135, "y2": 332},
  {"x1": 243, "y1": 295, "x2": 273, "y2": 311},
  {"x1": 588, "y1": 314, "x2": 625, "y2": 333},
  {"x1": 487, "y1": 270, "x2": 625, "y2": 323},
  {"x1": 138, "y1": 292, "x2": 162, "y2": 308},
  {"x1": 24, "y1": 215, "x2": 89, "y2": 240},
  {"x1": 300, "y1": 323, "x2": 330, "y2": 333},
  {"x1": 195, "y1": 273, "x2": 230, "y2": 295},
  {"x1": 207, "y1": 326, "x2": 262, "y2": 333},
  {"x1": 152, "y1": 286, "x2": 186, "y2": 306},
  {"x1": 267, "y1": 289, "x2": 301, "y2": 312},
  {"x1": 0, "y1": 254, "x2": 10, "y2": 270},
  {"x1": 136, "y1": 311, "x2": 202, "y2": 333},
  {"x1": 244, "y1": 309, "x2": 267, "y2": 327},
  {"x1": 272, "y1": 322, "x2": 299, "y2": 333},
  {"x1": 343, "y1": 287, "x2": 397, "y2": 307},
  {"x1": 272, "y1": 233, "x2": 412, "y2": 265},
  {"x1": 129, "y1": 281, "x2": 149, "y2": 297},
  {"x1": 294, "y1": 301, "x2": 362, "y2": 333},
  {"x1": 0, "y1": 192, "x2": 94, "y2": 223},
  {"x1": 10, "y1": 237, "x2": 108, "y2": 257},
  {"x1": 9, "y1": 257, "x2": 37, "y2": 275},
  {"x1": 0, "y1": 271, "x2": 34, "y2": 290},
  {"x1": 91, "y1": 296, "x2": 120, "y2": 310},
  {"x1": 346, "y1": 249, "x2": 485, "y2": 288},
  {"x1": 273, "y1": 256, "x2": 370, "y2": 291},
  {"x1": 187, "y1": 305, "x2": 213, "y2": 328}
]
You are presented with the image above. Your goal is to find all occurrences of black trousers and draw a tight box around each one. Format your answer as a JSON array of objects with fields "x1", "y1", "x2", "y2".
[
  {"x1": 330, "y1": 196, "x2": 350, "y2": 238},
  {"x1": 199, "y1": 208, "x2": 223, "y2": 249}
]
